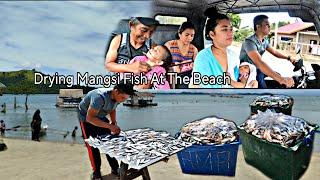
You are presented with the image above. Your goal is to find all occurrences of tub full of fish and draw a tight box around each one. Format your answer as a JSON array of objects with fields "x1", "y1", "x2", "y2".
[
  {"x1": 176, "y1": 116, "x2": 240, "y2": 176},
  {"x1": 85, "y1": 128, "x2": 192, "y2": 170},
  {"x1": 177, "y1": 116, "x2": 239, "y2": 145},
  {"x1": 250, "y1": 95, "x2": 294, "y2": 115},
  {"x1": 238, "y1": 110, "x2": 318, "y2": 180}
]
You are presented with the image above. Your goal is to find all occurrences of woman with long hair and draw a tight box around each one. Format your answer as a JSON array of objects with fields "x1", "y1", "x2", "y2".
[{"x1": 191, "y1": 8, "x2": 240, "y2": 88}]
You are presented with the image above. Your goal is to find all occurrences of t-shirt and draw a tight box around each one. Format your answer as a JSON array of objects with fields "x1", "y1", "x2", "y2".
[
  {"x1": 129, "y1": 56, "x2": 170, "y2": 90},
  {"x1": 192, "y1": 46, "x2": 240, "y2": 88},
  {"x1": 116, "y1": 33, "x2": 152, "y2": 64},
  {"x1": 78, "y1": 89, "x2": 119, "y2": 122},
  {"x1": 239, "y1": 34, "x2": 270, "y2": 64},
  {"x1": 167, "y1": 40, "x2": 196, "y2": 72}
]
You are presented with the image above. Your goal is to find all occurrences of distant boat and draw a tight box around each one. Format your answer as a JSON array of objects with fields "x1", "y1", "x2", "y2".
[
  {"x1": 55, "y1": 89, "x2": 83, "y2": 108},
  {"x1": 123, "y1": 92, "x2": 157, "y2": 107}
]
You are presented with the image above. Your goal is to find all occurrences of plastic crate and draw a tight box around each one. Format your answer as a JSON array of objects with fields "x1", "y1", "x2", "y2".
[
  {"x1": 177, "y1": 141, "x2": 240, "y2": 176},
  {"x1": 239, "y1": 128, "x2": 317, "y2": 180},
  {"x1": 250, "y1": 95, "x2": 294, "y2": 115}
]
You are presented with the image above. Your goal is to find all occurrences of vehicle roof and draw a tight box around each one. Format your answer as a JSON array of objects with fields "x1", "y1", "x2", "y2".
[{"x1": 153, "y1": 0, "x2": 320, "y2": 34}]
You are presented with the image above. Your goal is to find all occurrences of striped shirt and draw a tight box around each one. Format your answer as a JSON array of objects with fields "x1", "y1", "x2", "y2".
[{"x1": 167, "y1": 40, "x2": 196, "y2": 72}]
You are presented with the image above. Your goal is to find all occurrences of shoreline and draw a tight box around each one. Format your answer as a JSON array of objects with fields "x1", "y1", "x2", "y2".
[{"x1": 1, "y1": 138, "x2": 319, "y2": 180}]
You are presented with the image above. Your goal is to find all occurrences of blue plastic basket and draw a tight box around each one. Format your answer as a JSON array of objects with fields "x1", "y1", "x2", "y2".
[{"x1": 177, "y1": 141, "x2": 240, "y2": 176}]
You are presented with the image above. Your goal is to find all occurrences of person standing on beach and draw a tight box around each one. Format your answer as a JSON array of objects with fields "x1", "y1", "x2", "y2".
[
  {"x1": 71, "y1": 126, "x2": 78, "y2": 138},
  {"x1": 0, "y1": 120, "x2": 5, "y2": 136},
  {"x1": 78, "y1": 81, "x2": 136, "y2": 180},
  {"x1": 31, "y1": 109, "x2": 42, "y2": 141}
]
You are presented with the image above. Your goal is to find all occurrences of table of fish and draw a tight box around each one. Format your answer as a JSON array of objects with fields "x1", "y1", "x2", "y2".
[{"x1": 85, "y1": 128, "x2": 192, "y2": 169}]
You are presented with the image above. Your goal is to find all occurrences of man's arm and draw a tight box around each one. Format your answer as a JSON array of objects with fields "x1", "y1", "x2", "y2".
[
  {"x1": 105, "y1": 35, "x2": 150, "y2": 73},
  {"x1": 86, "y1": 107, "x2": 120, "y2": 134},
  {"x1": 247, "y1": 50, "x2": 284, "y2": 83},
  {"x1": 266, "y1": 46, "x2": 294, "y2": 63},
  {"x1": 109, "y1": 109, "x2": 117, "y2": 125}
]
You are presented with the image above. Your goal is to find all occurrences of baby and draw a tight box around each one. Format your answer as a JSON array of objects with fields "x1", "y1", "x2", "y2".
[
  {"x1": 129, "y1": 45, "x2": 172, "y2": 90},
  {"x1": 230, "y1": 62, "x2": 258, "y2": 88}
]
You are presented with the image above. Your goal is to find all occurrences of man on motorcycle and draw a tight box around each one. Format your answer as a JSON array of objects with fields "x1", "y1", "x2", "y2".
[{"x1": 240, "y1": 15, "x2": 297, "y2": 88}]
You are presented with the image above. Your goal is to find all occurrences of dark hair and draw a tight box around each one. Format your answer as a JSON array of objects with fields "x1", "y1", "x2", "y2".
[
  {"x1": 204, "y1": 7, "x2": 230, "y2": 40},
  {"x1": 175, "y1": 21, "x2": 195, "y2": 39},
  {"x1": 253, "y1": 15, "x2": 269, "y2": 31},
  {"x1": 33, "y1": 109, "x2": 41, "y2": 121},
  {"x1": 159, "y1": 45, "x2": 172, "y2": 71},
  {"x1": 114, "y1": 80, "x2": 136, "y2": 96}
]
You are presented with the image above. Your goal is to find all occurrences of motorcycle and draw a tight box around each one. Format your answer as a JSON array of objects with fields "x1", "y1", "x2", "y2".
[{"x1": 265, "y1": 45, "x2": 320, "y2": 88}]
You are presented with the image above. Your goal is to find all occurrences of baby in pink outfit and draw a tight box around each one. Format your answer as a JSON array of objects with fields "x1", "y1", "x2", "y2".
[{"x1": 129, "y1": 45, "x2": 172, "y2": 90}]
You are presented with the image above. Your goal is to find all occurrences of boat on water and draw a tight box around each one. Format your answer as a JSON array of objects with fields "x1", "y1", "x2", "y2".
[
  {"x1": 123, "y1": 92, "x2": 157, "y2": 107},
  {"x1": 55, "y1": 89, "x2": 83, "y2": 108}
]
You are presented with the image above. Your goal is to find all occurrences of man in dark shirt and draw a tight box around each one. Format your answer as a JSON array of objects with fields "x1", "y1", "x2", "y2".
[
  {"x1": 78, "y1": 81, "x2": 136, "y2": 180},
  {"x1": 240, "y1": 15, "x2": 296, "y2": 88}
]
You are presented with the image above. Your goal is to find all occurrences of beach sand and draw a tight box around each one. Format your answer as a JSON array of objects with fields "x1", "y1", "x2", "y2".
[{"x1": 0, "y1": 138, "x2": 319, "y2": 180}]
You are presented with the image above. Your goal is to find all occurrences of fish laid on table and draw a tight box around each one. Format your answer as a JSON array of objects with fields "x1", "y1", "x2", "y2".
[
  {"x1": 178, "y1": 116, "x2": 239, "y2": 145},
  {"x1": 240, "y1": 110, "x2": 316, "y2": 148},
  {"x1": 85, "y1": 128, "x2": 192, "y2": 169}
]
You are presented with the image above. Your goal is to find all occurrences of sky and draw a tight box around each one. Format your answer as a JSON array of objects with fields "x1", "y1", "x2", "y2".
[
  {"x1": 239, "y1": 12, "x2": 301, "y2": 28},
  {"x1": 0, "y1": 1, "x2": 152, "y2": 75}
]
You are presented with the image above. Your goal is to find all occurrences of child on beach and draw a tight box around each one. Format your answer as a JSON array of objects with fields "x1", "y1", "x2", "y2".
[
  {"x1": 128, "y1": 45, "x2": 172, "y2": 90},
  {"x1": 71, "y1": 126, "x2": 78, "y2": 138},
  {"x1": 230, "y1": 62, "x2": 258, "y2": 88},
  {"x1": 0, "y1": 120, "x2": 5, "y2": 136}
]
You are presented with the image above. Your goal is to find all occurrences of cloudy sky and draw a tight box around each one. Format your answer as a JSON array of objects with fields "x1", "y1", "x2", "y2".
[
  {"x1": 0, "y1": 1, "x2": 152, "y2": 75},
  {"x1": 240, "y1": 12, "x2": 301, "y2": 28}
]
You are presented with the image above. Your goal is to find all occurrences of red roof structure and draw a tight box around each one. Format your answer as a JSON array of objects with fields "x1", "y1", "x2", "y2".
[{"x1": 277, "y1": 22, "x2": 314, "y2": 35}]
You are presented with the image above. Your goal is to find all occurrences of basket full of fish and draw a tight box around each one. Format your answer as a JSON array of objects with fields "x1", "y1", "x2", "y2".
[
  {"x1": 85, "y1": 128, "x2": 192, "y2": 170},
  {"x1": 250, "y1": 95, "x2": 294, "y2": 115},
  {"x1": 176, "y1": 116, "x2": 240, "y2": 176},
  {"x1": 238, "y1": 110, "x2": 319, "y2": 180}
]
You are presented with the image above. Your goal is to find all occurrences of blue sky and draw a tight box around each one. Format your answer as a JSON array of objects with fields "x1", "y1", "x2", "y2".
[{"x1": 0, "y1": 1, "x2": 152, "y2": 75}]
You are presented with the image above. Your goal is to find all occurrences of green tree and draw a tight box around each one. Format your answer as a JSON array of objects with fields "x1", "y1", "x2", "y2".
[
  {"x1": 271, "y1": 21, "x2": 290, "y2": 30},
  {"x1": 229, "y1": 13, "x2": 241, "y2": 29},
  {"x1": 229, "y1": 13, "x2": 254, "y2": 42}
]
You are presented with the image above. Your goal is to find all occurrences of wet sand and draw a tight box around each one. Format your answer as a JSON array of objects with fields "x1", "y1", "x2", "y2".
[{"x1": 0, "y1": 138, "x2": 319, "y2": 180}]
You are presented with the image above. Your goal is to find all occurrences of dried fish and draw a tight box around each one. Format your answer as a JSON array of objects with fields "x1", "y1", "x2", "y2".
[
  {"x1": 85, "y1": 128, "x2": 192, "y2": 170},
  {"x1": 178, "y1": 116, "x2": 239, "y2": 145},
  {"x1": 250, "y1": 95, "x2": 294, "y2": 109},
  {"x1": 240, "y1": 109, "x2": 315, "y2": 148}
]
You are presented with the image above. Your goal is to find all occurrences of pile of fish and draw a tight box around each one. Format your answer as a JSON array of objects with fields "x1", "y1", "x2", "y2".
[
  {"x1": 240, "y1": 110, "x2": 315, "y2": 148},
  {"x1": 85, "y1": 128, "x2": 192, "y2": 169},
  {"x1": 250, "y1": 95, "x2": 294, "y2": 108},
  {"x1": 178, "y1": 116, "x2": 239, "y2": 145}
]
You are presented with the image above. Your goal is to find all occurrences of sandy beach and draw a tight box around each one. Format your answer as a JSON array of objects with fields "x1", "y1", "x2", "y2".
[{"x1": 0, "y1": 138, "x2": 319, "y2": 180}]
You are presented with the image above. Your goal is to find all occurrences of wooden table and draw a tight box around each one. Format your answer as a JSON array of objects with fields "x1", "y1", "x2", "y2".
[{"x1": 119, "y1": 162, "x2": 151, "y2": 180}]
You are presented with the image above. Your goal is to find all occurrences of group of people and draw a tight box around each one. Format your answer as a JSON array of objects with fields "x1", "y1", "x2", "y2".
[
  {"x1": 78, "y1": 10, "x2": 299, "y2": 180},
  {"x1": 30, "y1": 109, "x2": 78, "y2": 141},
  {"x1": 105, "y1": 10, "x2": 296, "y2": 89}
]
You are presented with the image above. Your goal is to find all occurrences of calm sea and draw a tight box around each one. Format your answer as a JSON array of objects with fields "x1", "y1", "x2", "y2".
[{"x1": 0, "y1": 93, "x2": 319, "y2": 150}]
